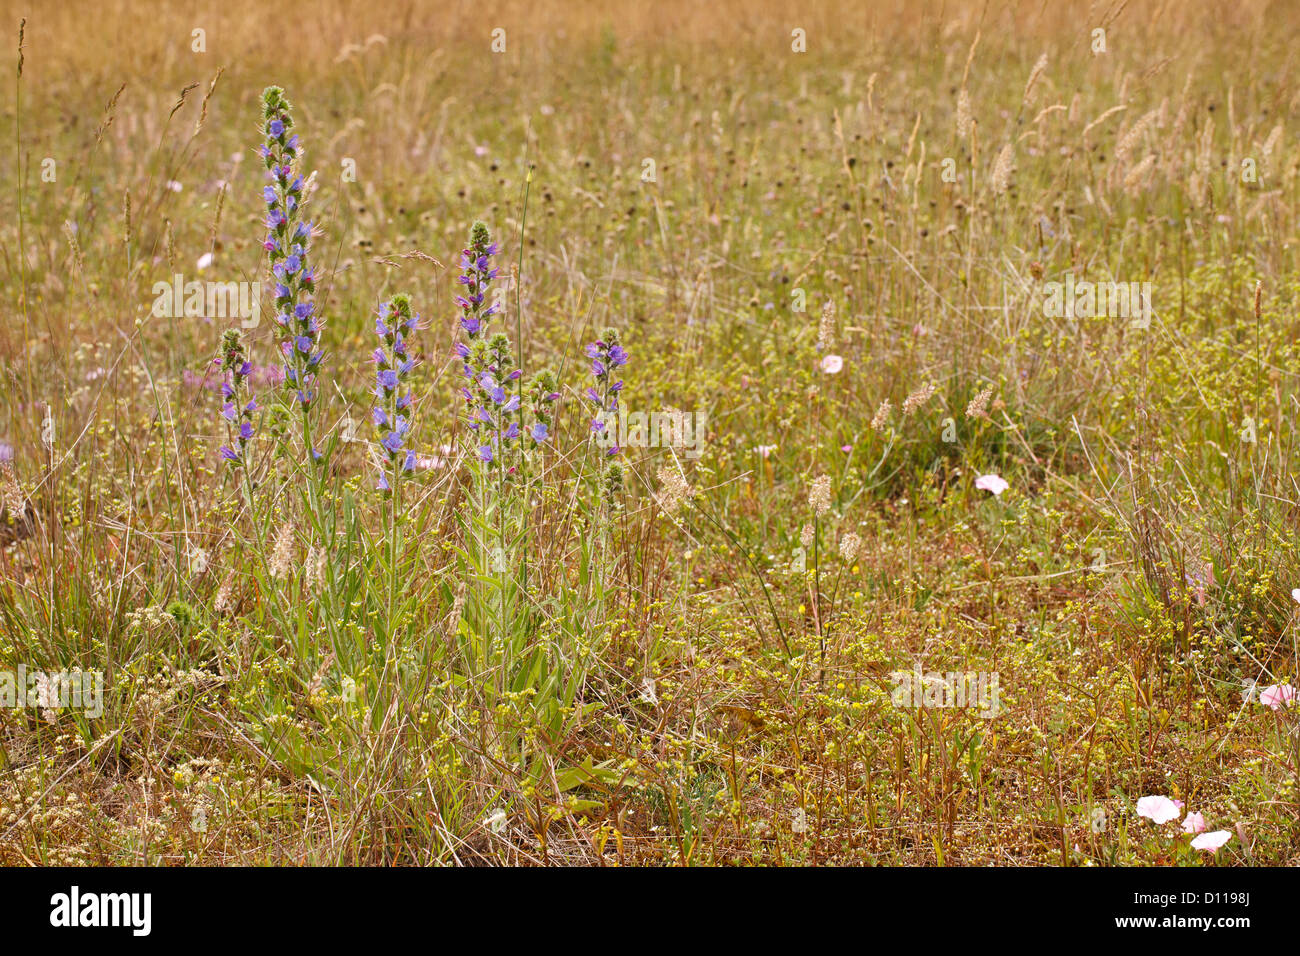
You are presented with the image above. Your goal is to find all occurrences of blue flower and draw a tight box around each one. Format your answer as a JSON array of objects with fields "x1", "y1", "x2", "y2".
[{"x1": 371, "y1": 293, "x2": 420, "y2": 492}]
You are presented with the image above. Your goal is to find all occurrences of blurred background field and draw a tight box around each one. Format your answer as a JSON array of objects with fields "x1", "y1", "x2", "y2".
[{"x1": 0, "y1": 0, "x2": 1298, "y2": 865}]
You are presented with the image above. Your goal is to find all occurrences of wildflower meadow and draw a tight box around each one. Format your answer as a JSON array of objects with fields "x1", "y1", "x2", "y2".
[{"x1": 0, "y1": 0, "x2": 1297, "y2": 899}]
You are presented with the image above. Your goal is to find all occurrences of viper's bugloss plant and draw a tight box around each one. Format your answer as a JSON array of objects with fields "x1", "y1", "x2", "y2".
[
  {"x1": 218, "y1": 329, "x2": 257, "y2": 466},
  {"x1": 372, "y1": 293, "x2": 419, "y2": 492},
  {"x1": 456, "y1": 220, "x2": 501, "y2": 339},
  {"x1": 260, "y1": 86, "x2": 323, "y2": 459},
  {"x1": 450, "y1": 220, "x2": 546, "y2": 696},
  {"x1": 453, "y1": 222, "x2": 550, "y2": 475},
  {"x1": 585, "y1": 329, "x2": 629, "y2": 511},
  {"x1": 585, "y1": 329, "x2": 628, "y2": 456},
  {"x1": 370, "y1": 292, "x2": 422, "y2": 647},
  {"x1": 246, "y1": 87, "x2": 346, "y2": 674}
]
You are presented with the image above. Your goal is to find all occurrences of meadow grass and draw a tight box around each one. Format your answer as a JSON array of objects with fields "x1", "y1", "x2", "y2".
[{"x1": 0, "y1": 0, "x2": 1297, "y2": 865}]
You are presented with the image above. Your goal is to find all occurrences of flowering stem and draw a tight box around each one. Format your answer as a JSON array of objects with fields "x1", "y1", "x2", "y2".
[
  {"x1": 516, "y1": 168, "x2": 532, "y2": 605},
  {"x1": 814, "y1": 515, "x2": 824, "y2": 683}
]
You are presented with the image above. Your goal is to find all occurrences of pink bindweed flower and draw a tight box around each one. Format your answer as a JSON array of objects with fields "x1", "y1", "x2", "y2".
[
  {"x1": 1290, "y1": 587, "x2": 1300, "y2": 604},
  {"x1": 1259, "y1": 684, "x2": 1296, "y2": 710},
  {"x1": 820, "y1": 354, "x2": 844, "y2": 374},
  {"x1": 1190, "y1": 830, "x2": 1232, "y2": 853},
  {"x1": 1136, "y1": 795, "x2": 1182, "y2": 824},
  {"x1": 974, "y1": 473, "x2": 1009, "y2": 496},
  {"x1": 1181, "y1": 811, "x2": 1207, "y2": 834}
]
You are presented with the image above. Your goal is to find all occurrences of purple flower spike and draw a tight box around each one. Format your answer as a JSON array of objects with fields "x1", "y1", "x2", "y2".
[
  {"x1": 215, "y1": 329, "x2": 256, "y2": 467},
  {"x1": 261, "y1": 86, "x2": 323, "y2": 433},
  {"x1": 370, "y1": 293, "x2": 420, "y2": 492},
  {"x1": 584, "y1": 328, "x2": 629, "y2": 462}
]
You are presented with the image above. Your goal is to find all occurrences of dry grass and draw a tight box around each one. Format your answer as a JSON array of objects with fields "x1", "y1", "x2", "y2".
[{"x1": 0, "y1": 0, "x2": 1298, "y2": 866}]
